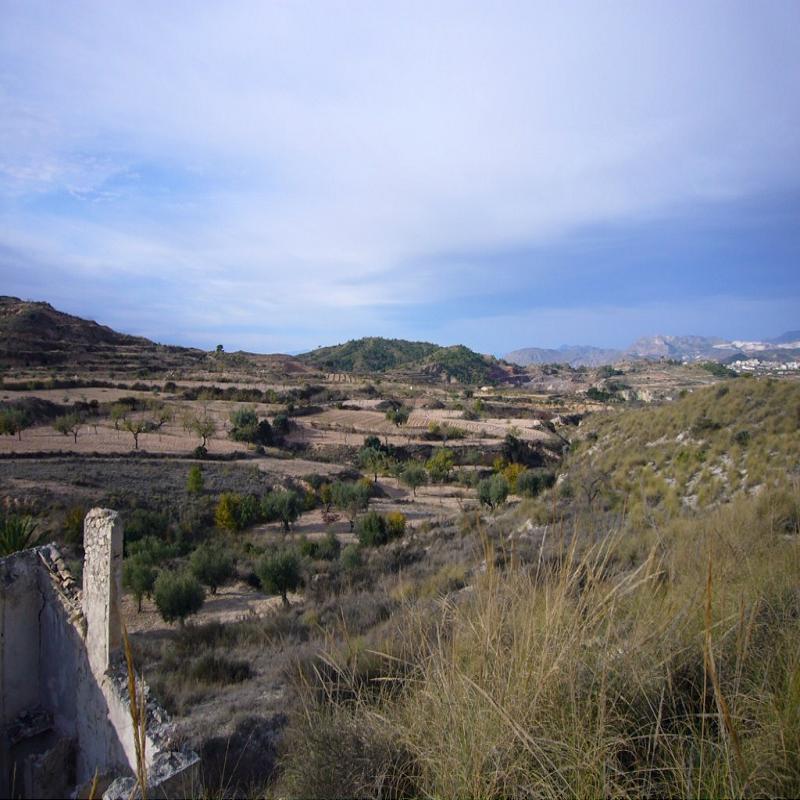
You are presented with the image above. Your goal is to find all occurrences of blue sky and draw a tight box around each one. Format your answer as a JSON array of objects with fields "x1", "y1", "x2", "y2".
[{"x1": 1, "y1": 1, "x2": 798, "y2": 355}]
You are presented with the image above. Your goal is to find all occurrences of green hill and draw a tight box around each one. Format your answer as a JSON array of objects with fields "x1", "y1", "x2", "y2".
[
  {"x1": 297, "y1": 337, "x2": 499, "y2": 383},
  {"x1": 566, "y1": 377, "x2": 800, "y2": 516},
  {"x1": 420, "y1": 344, "x2": 499, "y2": 384}
]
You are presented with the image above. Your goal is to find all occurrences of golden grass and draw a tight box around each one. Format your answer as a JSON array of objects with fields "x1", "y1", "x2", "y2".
[{"x1": 279, "y1": 484, "x2": 800, "y2": 799}]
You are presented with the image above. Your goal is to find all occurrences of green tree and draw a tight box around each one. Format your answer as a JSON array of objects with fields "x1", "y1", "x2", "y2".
[
  {"x1": 185, "y1": 409, "x2": 217, "y2": 448},
  {"x1": 110, "y1": 403, "x2": 128, "y2": 430},
  {"x1": 53, "y1": 412, "x2": 82, "y2": 443},
  {"x1": 153, "y1": 570, "x2": 205, "y2": 625},
  {"x1": 331, "y1": 482, "x2": 371, "y2": 530},
  {"x1": 358, "y1": 445, "x2": 386, "y2": 483},
  {"x1": 122, "y1": 416, "x2": 154, "y2": 449},
  {"x1": 0, "y1": 408, "x2": 29, "y2": 440},
  {"x1": 401, "y1": 463, "x2": 428, "y2": 499},
  {"x1": 122, "y1": 556, "x2": 156, "y2": 612},
  {"x1": 256, "y1": 549, "x2": 302, "y2": 608},
  {"x1": 187, "y1": 465, "x2": 204, "y2": 494},
  {"x1": 262, "y1": 489, "x2": 301, "y2": 532},
  {"x1": 190, "y1": 542, "x2": 234, "y2": 594},
  {"x1": 478, "y1": 474, "x2": 510, "y2": 510},
  {"x1": 426, "y1": 448, "x2": 455, "y2": 482}
]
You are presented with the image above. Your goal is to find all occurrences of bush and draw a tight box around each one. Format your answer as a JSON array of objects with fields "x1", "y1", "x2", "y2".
[
  {"x1": 154, "y1": 570, "x2": 205, "y2": 625},
  {"x1": 477, "y1": 474, "x2": 509, "y2": 509},
  {"x1": 340, "y1": 543, "x2": 362, "y2": 572},
  {"x1": 187, "y1": 465, "x2": 204, "y2": 494},
  {"x1": 426, "y1": 448, "x2": 455, "y2": 482},
  {"x1": 229, "y1": 407, "x2": 272, "y2": 445},
  {"x1": 127, "y1": 535, "x2": 177, "y2": 565},
  {"x1": 215, "y1": 493, "x2": 242, "y2": 532},
  {"x1": 125, "y1": 508, "x2": 170, "y2": 544},
  {"x1": 516, "y1": 470, "x2": 556, "y2": 498},
  {"x1": 356, "y1": 511, "x2": 388, "y2": 547},
  {"x1": 0, "y1": 512, "x2": 41, "y2": 556},
  {"x1": 256, "y1": 549, "x2": 302, "y2": 607},
  {"x1": 386, "y1": 512, "x2": 407, "y2": 539},
  {"x1": 187, "y1": 653, "x2": 252, "y2": 685},
  {"x1": 190, "y1": 542, "x2": 234, "y2": 594},
  {"x1": 316, "y1": 531, "x2": 341, "y2": 561}
]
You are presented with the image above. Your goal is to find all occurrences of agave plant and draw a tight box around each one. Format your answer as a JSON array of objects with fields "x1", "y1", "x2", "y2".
[{"x1": 0, "y1": 512, "x2": 42, "y2": 556}]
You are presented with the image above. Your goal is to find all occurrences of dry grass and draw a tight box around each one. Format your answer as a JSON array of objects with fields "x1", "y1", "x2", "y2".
[{"x1": 278, "y1": 484, "x2": 800, "y2": 799}]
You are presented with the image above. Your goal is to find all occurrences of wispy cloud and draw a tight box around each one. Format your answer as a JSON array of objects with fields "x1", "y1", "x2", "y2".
[{"x1": 1, "y1": 1, "x2": 798, "y2": 351}]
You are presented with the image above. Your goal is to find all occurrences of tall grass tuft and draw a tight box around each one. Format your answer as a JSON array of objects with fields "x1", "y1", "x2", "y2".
[
  {"x1": 122, "y1": 622, "x2": 148, "y2": 800},
  {"x1": 281, "y1": 484, "x2": 800, "y2": 798}
]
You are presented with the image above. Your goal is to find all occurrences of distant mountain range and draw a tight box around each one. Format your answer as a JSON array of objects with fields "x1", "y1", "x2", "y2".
[{"x1": 504, "y1": 332, "x2": 800, "y2": 367}]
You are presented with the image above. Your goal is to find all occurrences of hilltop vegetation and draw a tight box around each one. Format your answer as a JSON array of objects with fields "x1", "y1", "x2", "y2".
[
  {"x1": 299, "y1": 336, "x2": 501, "y2": 383},
  {"x1": 298, "y1": 337, "x2": 440, "y2": 372}
]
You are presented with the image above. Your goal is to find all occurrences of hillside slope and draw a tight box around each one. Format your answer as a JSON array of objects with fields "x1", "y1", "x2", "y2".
[
  {"x1": 568, "y1": 377, "x2": 800, "y2": 515},
  {"x1": 0, "y1": 295, "x2": 206, "y2": 371}
]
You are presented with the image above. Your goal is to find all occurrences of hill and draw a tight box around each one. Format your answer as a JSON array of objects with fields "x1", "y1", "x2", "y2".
[
  {"x1": 297, "y1": 337, "x2": 439, "y2": 373},
  {"x1": 298, "y1": 337, "x2": 505, "y2": 383},
  {"x1": 0, "y1": 295, "x2": 209, "y2": 372},
  {"x1": 567, "y1": 376, "x2": 800, "y2": 518}
]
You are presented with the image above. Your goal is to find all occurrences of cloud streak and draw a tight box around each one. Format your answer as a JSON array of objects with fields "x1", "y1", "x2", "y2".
[{"x1": 1, "y1": 1, "x2": 798, "y2": 351}]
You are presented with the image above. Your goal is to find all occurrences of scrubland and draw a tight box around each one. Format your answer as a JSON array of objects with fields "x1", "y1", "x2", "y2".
[{"x1": 2, "y1": 361, "x2": 798, "y2": 797}]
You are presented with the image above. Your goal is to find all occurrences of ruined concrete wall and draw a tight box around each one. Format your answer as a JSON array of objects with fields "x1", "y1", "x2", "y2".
[
  {"x1": 82, "y1": 509, "x2": 123, "y2": 674},
  {"x1": 1, "y1": 510, "x2": 198, "y2": 798},
  {"x1": 0, "y1": 551, "x2": 43, "y2": 727}
]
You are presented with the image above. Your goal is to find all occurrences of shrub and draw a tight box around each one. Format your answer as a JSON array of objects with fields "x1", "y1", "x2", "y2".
[
  {"x1": 256, "y1": 549, "x2": 302, "y2": 608},
  {"x1": 426, "y1": 448, "x2": 455, "y2": 482},
  {"x1": 154, "y1": 570, "x2": 205, "y2": 625},
  {"x1": 316, "y1": 531, "x2": 341, "y2": 561},
  {"x1": 477, "y1": 474, "x2": 509, "y2": 510},
  {"x1": 127, "y1": 535, "x2": 177, "y2": 565},
  {"x1": 386, "y1": 512, "x2": 407, "y2": 539},
  {"x1": 188, "y1": 653, "x2": 252, "y2": 685},
  {"x1": 0, "y1": 512, "x2": 41, "y2": 556},
  {"x1": 229, "y1": 407, "x2": 272, "y2": 445},
  {"x1": 215, "y1": 493, "x2": 242, "y2": 532},
  {"x1": 501, "y1": 462, "x2": 527, "y2": 492},
  {"x1": 187, "y1": 465, "x2": 204, "y2": 494},
  {"x1": 340, "y1": 543, "x2": 362, "y2": 572},
  {"x1": 125, "y1": 508, "x2": 170, "y2": 544},
  {"x1": 190, "y1": 542, "x2": 234, "y2": 594},
  {"x1": 237, "y1": 494, "x2": 262, "y2": 529},
  {"x1": 357, "y1": 510, "x2": 388, "y2": 547},
  {"x1": 516, "y1": 470, "x2": 555, "y2": 498}
]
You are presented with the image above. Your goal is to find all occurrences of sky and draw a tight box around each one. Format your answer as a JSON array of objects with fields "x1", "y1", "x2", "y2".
[{"x1": 1, "y1": 1, "x2": 799, "y2": 355}]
